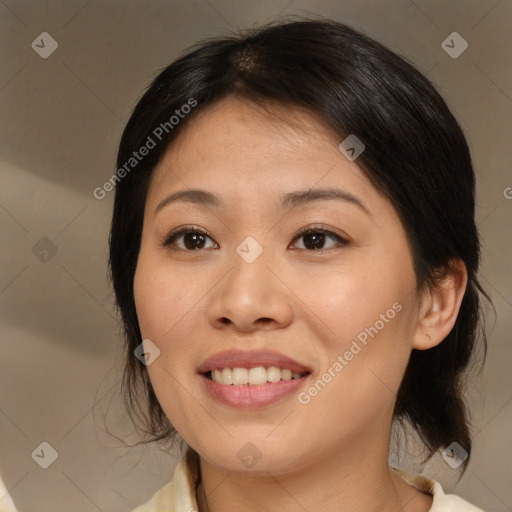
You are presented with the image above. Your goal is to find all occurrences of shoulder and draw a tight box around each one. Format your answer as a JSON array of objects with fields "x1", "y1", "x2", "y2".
[
  {"x1": 393, "y1": 467, "x2": 485, "y2": 512},
  {"x1": 0, "y1": 474, "x2": 19, "y2": 512},
  {"x1": 131, "y1": 455, "x2": 197, "y2": 512},
  {"x1": 429, "y1": 480, "x2": 485, "y2": 512}
]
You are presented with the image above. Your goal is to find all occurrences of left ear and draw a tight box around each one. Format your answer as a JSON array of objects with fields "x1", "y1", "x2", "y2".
[{"x1": 412, "y1": 258, "x2": 468, "y2": 350}]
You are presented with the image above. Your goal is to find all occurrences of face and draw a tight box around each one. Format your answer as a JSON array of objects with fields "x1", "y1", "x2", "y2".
[{"x1": 134, "y1": 97, "x2": 423, "y2": 475}]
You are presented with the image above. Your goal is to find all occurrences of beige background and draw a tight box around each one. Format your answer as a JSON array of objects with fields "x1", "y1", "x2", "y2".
[{"x1": 1, "y1": 1, "x2": 511, "y2": 511}]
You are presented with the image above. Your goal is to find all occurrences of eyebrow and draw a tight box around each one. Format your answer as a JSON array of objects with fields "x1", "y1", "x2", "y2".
[{"x1": 154, "y1": 187, "x2": 371, "y2": 216}]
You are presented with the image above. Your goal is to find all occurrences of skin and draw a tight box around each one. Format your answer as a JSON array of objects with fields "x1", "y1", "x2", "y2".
[{"x1": 134, "y1": 97, "x2": 467, "y2": 512}]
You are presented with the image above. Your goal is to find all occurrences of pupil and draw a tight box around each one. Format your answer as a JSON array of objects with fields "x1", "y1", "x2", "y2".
[
  {"x1": 304, "y1": 233, "x2": 324, "y2": 250},
  {"x1": 185, "y1": 233, "x2": 205, "y2": 250}
]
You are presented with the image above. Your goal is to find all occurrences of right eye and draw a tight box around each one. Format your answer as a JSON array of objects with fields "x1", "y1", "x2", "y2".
[{"x1": 162, "y1": 226, "x2": 218, "y2": 251}]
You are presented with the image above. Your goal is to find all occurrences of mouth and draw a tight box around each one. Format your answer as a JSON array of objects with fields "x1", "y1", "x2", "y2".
[
  {"x1": 200, "y1": 368, "x2": 311, "y2": 408},
  {"x1": 203, "y1": 367, "x2": 311, "y2": 386},
  {"x1": 197, "y1": 349, "x2": 312, "y2": 408}
]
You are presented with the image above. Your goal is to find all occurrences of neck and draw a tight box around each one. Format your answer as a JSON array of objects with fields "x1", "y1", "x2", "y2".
[{"x1": 195, "y1": 420, "x2": 432, "y2": 512}]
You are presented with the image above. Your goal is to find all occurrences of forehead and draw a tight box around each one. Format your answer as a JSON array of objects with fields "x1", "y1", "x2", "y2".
[{"x1": 146, "y1": 97, "x2": 384, "y2": 213}]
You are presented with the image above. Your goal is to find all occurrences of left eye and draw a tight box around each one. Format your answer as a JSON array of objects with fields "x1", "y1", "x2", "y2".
[{"x1": 290, "y1": 228, "x2": 347, "y2": 251}]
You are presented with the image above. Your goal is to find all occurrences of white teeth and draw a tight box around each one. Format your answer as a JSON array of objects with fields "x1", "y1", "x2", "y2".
[
  {"x1": 267, "y1": 366, "x2": 282, "y2": 382},
  {"x1": 281, "y1": 369, "x2": 292, "y2": 381},
  {"x1": 222, "y1": 368, "x2": 233, "y2": 385},
  {"x1": 232, "y1": 367, "x2": 249, "y2": 385},
  {"x1": 248, "y1": 366, "x2": 268, "y2": 385},
  {"x1": 209, "y1": 366, "x2": 307, "y2": 385}
]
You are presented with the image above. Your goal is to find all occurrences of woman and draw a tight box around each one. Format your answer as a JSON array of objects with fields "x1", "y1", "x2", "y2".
[{"x1": 109, "y1": 18, "x2": 490, "y2": 511}]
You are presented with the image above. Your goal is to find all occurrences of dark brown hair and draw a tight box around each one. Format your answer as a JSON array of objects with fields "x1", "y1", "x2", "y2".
[{"x1": 109, "y1": 17, "x2": 491, "y2": 469}]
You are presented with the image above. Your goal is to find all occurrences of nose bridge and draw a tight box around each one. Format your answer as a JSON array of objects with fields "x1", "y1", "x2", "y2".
[
  {"x1": 227, "y1": 234, "x2": 272, "y2": 300},
  {"x1": 235, "y1": 234, "x2": 266, "y2": 266},
  {"x1": 208, "y1": 233, "x2": 292, "y2": 330}
]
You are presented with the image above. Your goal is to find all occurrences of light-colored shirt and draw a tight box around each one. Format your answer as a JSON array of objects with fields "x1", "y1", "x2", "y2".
[
  {"x1": 0, "y1": 475, "x2": 19, "y2": 512},
  {"x1": 132, "y1": 453, "x2": 485, "y2": 512}
]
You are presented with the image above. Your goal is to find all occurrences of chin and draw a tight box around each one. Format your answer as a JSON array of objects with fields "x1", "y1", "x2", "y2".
[{"x1": 196, "y1": 441, "x2": 311, "y2": 476}]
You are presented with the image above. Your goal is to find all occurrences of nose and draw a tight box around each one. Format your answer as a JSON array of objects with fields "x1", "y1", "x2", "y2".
[{"x1": 207, "y1": 246, "x2": 293, "y2": 333}]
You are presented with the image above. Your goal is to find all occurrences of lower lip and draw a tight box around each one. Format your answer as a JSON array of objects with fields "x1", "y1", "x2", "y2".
[{"x1": 200, "y1": 373, "x2": 310, "y2": 408}]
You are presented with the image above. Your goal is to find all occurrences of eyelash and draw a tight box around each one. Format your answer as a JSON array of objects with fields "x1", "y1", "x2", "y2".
[{"x1": 162, "y1": 224, "x2": 348, "y2": 252}]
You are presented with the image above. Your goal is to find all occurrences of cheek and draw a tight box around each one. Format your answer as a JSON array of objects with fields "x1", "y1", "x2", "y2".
[
  {"x1": 133, "y1": 251, "x2": 212, "y2": 401},
  {"x1": 133, "y1": 253, "x2": 203, "y2": 428},
  {"x1": 134, "y1": 252, "x2": 197, "y2": 341},
  {"x1": 134, "y1": 270, "x2": 166, "y2": 340},
  {"x1": 297, "y1": 254, "x2": 416, "y2": 398},
  {"x1": 297, "y1": 260, "x2": 411, "y2": 345}
]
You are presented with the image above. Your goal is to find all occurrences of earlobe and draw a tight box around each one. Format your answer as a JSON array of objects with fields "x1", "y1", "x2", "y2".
[{"x1": 412, "y1": 259, "x2": 468, "y2": 350}]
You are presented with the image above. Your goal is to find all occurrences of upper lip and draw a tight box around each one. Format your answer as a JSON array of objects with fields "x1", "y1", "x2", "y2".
[{"x1": 197, "y1": 349, "x2": 311, "y2": 374}]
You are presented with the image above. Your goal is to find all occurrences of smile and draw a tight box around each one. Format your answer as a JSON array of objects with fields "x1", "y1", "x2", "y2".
[{"x1": 206, "y1": 366, "x2": 310, "y2": 386}]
